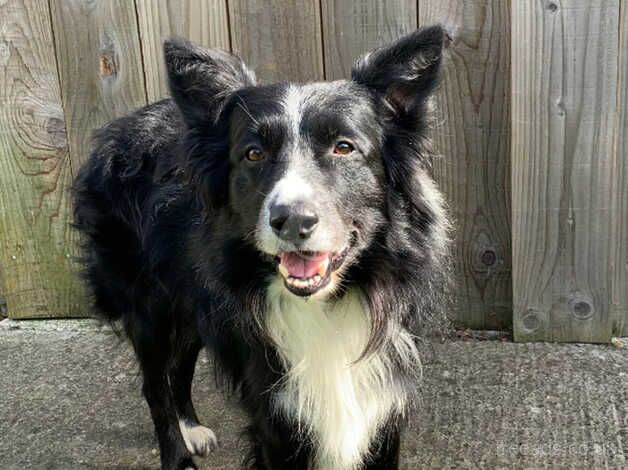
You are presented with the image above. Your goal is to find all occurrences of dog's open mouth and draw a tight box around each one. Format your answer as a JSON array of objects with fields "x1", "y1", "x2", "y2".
[{"x1": 276, "y1": 247, "x2": 348, "y2": 296}]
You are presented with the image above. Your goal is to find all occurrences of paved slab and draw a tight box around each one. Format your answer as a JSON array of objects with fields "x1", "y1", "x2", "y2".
[{"x1": 1, "y1": 319, "x2": 626, "y2": 469}]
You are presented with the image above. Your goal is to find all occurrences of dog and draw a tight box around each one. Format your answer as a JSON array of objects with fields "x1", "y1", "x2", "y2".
[{"x1": 72, "y1": 25, "x2": 451, "y2": 470}]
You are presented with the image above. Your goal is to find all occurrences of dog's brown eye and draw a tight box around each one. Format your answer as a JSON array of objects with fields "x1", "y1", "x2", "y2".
[
  {"x1": 333, "y1": 141, "x2": 354, "y2": 155},
  {"x1": 246, "y1": 148, "x2": 265, "y2": 162}
]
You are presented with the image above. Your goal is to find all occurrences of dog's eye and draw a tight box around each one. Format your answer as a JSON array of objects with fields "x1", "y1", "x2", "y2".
[
  {"x1": 333, "y1": 141, "x2": 354, "y2": 155},
  {"x1": 246, "y1": 148, "x2": 265, "y2": 162}
]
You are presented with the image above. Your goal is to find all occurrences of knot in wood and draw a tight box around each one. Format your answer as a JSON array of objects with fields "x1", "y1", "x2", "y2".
[
  {"x1": 45, "y1": 116, "x2": 67, "y2": 149},
  {"x1": 569, "y1": 295, "x2": 595, "y2": 320},
  {"x1": 0, "y1": 40, "x2": 9, "y2": 66},
  {"x1": 480, "y1": 249, "x2": 497, "y2": 267},
  {"x1": 547, "y1": 2, "x2": 558, "y2": 13},
  {"x1": 99, "y1": 53, "x2": 117, "y2": 77},
  {"x1": 522, "y1": 309, "x2": 542, "y2": 332}
]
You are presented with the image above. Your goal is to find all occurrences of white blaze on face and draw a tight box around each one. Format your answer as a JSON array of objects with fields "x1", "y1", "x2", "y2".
[
  {"x1": 256, "y1": 84, "x2": 319, "y2": 254},
  {"x1": 270, "y1": 171, "x2": 314, "y2": 206},
  {"x1": 255, "y1": 84, "x2": 344, "y2": 257},
  {"x1": 284, "y1": 84, "x2": 305, "y2": 139}
]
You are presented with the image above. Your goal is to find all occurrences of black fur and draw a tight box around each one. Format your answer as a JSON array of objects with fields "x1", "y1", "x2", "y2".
[{"x1": 73, "y1": 26, "x2": 451, "y2": 470}]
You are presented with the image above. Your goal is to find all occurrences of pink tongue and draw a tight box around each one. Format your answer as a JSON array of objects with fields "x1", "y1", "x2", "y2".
[{"x1": 279, "y1": 252, "x2": 329, "y2": 279}]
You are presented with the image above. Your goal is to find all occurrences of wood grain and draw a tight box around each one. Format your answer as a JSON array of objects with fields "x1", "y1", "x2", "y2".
[
  {"x1": 512, "y1": 0, "x2": 621, "y2": 342},
  {"x1": 0, "y1": 0, "x2": 85, "y2": 317},
  {"x1": 612, "y1": 4, "x2": 628, "y2": 336},
  {"x1": 228, "y1": 0, "x2": 324, "y2": 82},
  {"x1": 136, "y1": 0, "x2": 231, "y2": 102},
  {"x1": 0, "y1": 1, "x2": 624, "y2": 335},
  {"x1": 420, "y1": 0, "x2": 512, "y2": 329},
  {"x1": 49, "y1": 0, "x2": 147, "y2": 170},
  {"x1": 321, "y1": 0, "x2": 417, "y2": 80}
]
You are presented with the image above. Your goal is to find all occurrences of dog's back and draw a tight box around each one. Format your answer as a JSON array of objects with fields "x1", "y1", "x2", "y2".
[{"x1": 72, "y1": 99, "x2": 184, "y2": 321}]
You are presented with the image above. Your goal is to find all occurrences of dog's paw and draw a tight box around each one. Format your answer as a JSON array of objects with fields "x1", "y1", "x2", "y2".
[
  {"x1": 166, "y1": 455, "x2": 197, "y2": 470},
  {"x1": 178, "y1": 420, "x2": 218, "y2": 457},
  {"x1": 176, "y1": 457, "x2": 197, "y2": 470}
]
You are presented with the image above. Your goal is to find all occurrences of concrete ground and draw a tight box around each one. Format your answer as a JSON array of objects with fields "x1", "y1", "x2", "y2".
[{"x1": 0, "y1": 319, "x2": 626, "y2": 470}]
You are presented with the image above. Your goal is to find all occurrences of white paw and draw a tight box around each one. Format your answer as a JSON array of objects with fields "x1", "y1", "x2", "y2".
[{"x1": 178, "y1": 419, "x2": 218, "y2": 457}]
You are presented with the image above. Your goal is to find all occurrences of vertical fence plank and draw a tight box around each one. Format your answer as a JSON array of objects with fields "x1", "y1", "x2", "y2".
[
  {"x1": 0, "y1": 266, "x2": 6, "y2": 316},
  {"x1": 420, "y1": 1, "x2": 512, "y2": 329},
  {"x1": 136, "y1": 0, "x2": 231, "y2": 102},
  {"x1": 0, "y1": 0, "x2": 84, "y2": 317},
  {"x1": 512, "y1": 0, "x2": 620, "y2": 342},
  {"x1": 228, "y1": 0, "x2": 324, "y2": 82},
  {"x1": 0, "y1": 254, "x2": 6, "y2": 316},
  {"x1": 49, "y1": 0, "x2": 147, "y2": 171},
  {"x1": 0, "y1": 277, "x2": 6, "y2": 316},
  {"x1": 612, "y1": 4, "x2": 628, "y2": 336},
  {"x1": 321, "y1": 0, "x2": 417, "y2": 80}
]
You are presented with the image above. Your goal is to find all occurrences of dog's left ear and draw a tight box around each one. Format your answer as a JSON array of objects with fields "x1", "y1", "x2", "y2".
[
  {"x1": 352, "y1": 25, "x2": 444, "y2": 120},
  {"x1": 164, "y1": 38, "x2": 256, "y2": 127}
]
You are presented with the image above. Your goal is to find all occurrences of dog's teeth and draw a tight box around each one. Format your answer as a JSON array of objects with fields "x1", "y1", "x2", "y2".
[
  {"x1": 318, "y1": 258, "x2": 329, "y2": 277},
  {"x1": 278, "y1": 264, "x2": 289, "y2": 278},
  {"x1": 286, "y1": 274, "x2": 325, "y2": 290}
]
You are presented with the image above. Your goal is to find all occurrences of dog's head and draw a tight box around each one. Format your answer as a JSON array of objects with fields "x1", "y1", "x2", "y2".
[{"x1": 165, "y1": 27, "x2": 444, "y2": 298}]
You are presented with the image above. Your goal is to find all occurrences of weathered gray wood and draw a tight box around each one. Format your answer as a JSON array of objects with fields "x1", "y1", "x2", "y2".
[
  {"x1": 49, "y1": 0, "x2": 148, "y2": 170},
  {"x1": 612, "y1": 5, "x2": 628, "y2": 337},
  {"x1": 0, "y1": 299, "x2": 6, "y2": 318},
  {"x1": 1, "y1": 0, "x2": 625, "y2": 336},
  {"x1": 228, "y1": 0, "x2": 324, "y2": 82},
  {"x1": 321, "y1": 0, "x2": 417, "y2": 80},
  {"x1": 512, "y1": 0, "x2": 621, "y2": 342},
  {"x1": 0, "y1": 0, "x2": 85, "y2": 317},
  {"x1": 136, "y1": 0, "x2": 231, "y2": 101},
  {"x1": 420, "y1": 0, "x2": 512, "y2": 329}
]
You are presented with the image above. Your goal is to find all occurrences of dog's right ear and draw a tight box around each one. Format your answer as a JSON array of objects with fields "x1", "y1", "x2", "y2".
[{"x1": 164, "y1": 38, "x2": 256, "y2": 128}]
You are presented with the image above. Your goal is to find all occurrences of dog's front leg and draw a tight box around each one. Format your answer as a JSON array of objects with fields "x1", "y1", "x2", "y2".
[
  {"x1": 362, "y1": 419, "x2": 402, "y2": 470},
  {"x1": 134, "y1": 326, "x2": 199, "y2": 470},
  {"x1": 142, "y1": 374, "x2": 196, "y2": 470},
  {"x1": 245, "y1": 406, "x2": 312, "y2": 469}
]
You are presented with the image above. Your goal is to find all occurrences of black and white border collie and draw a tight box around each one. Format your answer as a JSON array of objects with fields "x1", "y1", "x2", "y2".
[{"x1": 73, "y1": 25, "x2": 451, "y2": 470}]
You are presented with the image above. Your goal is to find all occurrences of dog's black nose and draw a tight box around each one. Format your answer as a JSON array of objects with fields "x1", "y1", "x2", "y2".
[{"x1": 269, "y1": 203, "x2": 319, "y2": 242}]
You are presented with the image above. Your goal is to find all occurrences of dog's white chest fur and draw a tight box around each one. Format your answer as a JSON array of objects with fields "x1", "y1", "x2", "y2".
[{"x1": 266, "y1": 280, "x2": 414, "y2": 469}]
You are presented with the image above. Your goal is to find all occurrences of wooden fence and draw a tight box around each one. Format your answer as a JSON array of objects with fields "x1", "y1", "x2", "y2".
[{"x1": 0, "y1": 0, "x2": 626, "y2": 342}]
